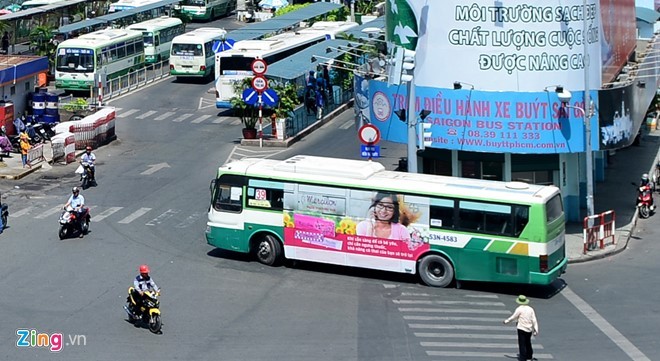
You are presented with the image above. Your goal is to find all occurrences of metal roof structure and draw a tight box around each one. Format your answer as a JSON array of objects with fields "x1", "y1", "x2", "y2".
[
  {"x1": 0, "y1": 0, "x2": 86, "y2": 21},
  {"x1": 343, "y1": 16, "x2": 385, "y2": 38},
  {"x1": 636, "y1": 6, "x2": 660, "y2": 24},
  {"x1": 225, "y1": 1, "x2": 342, "y2": 42},
  {"x1": 267, "y1": 38, "x2": 350, "y2": 80}
]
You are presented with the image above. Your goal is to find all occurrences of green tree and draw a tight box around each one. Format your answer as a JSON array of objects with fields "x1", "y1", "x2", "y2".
[
  {"x1": 230, "y1": 77, "x2": 259, "y2": 129},
  {"x1": 272, "y1": 82, "x2": 299, "y2": 119},
  {"x1": 29, "y1": 25, "x2": 56, "y2": 56}
]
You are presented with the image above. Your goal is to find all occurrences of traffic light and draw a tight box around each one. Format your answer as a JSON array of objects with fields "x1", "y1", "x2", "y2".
[
  {"x1": 394, "y1": 109, "x2": 406, "y2": 122},
  {"x1": 387, "y1": 47, "x2": 416, "y2": 86},
  {"x1": 418, "y1": 121, "x2": 432, "y2": 150}
]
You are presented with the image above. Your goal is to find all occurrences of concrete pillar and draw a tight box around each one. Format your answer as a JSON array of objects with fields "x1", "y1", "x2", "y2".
[
  {"x1": 594, "y1": 150, "x2": 606, "y2": 182},
  {"x1": 451, "y1": 150, "x2": 459, "y2": 177},
  {"x1": 504, "y1": 153, "x2": 511, "y2": 181}
]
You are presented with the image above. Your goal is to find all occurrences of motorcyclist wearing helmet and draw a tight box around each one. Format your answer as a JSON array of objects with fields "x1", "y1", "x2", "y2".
[
  {"x1": 131, "y1": 264, "x2": 160, "y2": 311},
  {"x1": 639, "y1": 174, "x2": 655, "y2": 210},
  {"x1": 81, "y1": 146, "x2": 96, "y2": 183},
  {"x1": 64, "y1": 187, "x2": 86, "y2": 236}
]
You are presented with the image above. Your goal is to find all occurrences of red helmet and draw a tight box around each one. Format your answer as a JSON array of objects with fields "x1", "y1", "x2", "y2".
[
  {"x1": 85, "y1": 146, "x2": 92, "y2": 151},
  {"x1": 139, "y1": 264, "x2": 150, "y2": 274}
]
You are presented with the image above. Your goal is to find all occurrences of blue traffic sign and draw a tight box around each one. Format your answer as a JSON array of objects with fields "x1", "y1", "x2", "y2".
[
  {"x1": 213, "y1": 38, "x2": 235, "y2": 53},
  {"x1": 360, "y1": 145, "x2": 380, "y2": 158},
  {"x1": 262, "y1": 88, "x2": 279, "y2": 106},
  {"x1": 242, "y1": 88, "x2": 258, "y2": 105}
]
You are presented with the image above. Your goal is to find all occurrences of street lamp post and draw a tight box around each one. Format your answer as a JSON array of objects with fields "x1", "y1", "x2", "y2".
[{"x1": 556, "y1": 86, "x2": 594, "y2": 217}]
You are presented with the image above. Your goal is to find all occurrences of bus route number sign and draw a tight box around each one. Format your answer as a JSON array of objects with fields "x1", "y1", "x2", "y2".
[
  {"x1": 251, "y1": 59, "x2": 268, "y2": 75},
  {"x1": 252, "y1": 76, "x2": 268, "y2": 92}
]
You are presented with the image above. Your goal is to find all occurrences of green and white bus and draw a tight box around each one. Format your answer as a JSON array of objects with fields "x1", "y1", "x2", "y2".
[
  {"x1": 173, "y1": 0, "x2": 236, "y2": 21},
  {"x1": 55, "y1": 29, "x2": 145, "y2": 91},
  {"x1": 169, "y1": 27, "x2": 226, "y2": 78},
  {"x1": 206, "y1": 156, "x2": 567, "y2": 288},
  {"x1": 128, "y1": 17, "x2": 185, "y2": 64}
]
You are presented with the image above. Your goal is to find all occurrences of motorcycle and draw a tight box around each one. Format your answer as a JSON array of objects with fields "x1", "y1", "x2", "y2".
[
  {"x1": 123, "y1": 287, "x2": 162, "y2": 333},
  {"x1": 78, "y1": 162, "x2": 96, "y2": 189},
  {"x1": 58, "y1": 205, "x2": 90, "y2": 239},
  {"x1": 632, "y1": 182, "x2": 655, "y2": 219},
  {"x1": 0, "y1": 192, "x2": 8, "y2": 231}
]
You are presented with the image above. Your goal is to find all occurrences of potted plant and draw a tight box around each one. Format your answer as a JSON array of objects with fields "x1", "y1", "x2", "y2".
[
  {"x1": 230, "y1": 77, "x2": 259, "y2": 139},
  {"x1": 272, "y1": 82, "x2": 299, "y2": 139}
]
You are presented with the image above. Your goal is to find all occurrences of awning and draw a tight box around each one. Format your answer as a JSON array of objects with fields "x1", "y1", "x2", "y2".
[{"x1": 636, "y1": 6, "x2": 660, "y2": 24}]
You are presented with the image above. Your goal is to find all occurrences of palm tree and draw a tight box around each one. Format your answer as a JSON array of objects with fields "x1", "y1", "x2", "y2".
[{"x1": 29, "y1": 25, "x2": 57, "y2": 74}]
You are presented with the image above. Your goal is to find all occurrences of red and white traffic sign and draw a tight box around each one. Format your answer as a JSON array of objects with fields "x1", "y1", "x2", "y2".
[
  {"x1": 251, "y1": 59, "x2": 268, "y2": 75},
  {"x1": 251, "y1": 76, "x2": 268, "y2": 92},
  {"x1": 358, "y1": 124, "x2": 381, "y2": 145}
]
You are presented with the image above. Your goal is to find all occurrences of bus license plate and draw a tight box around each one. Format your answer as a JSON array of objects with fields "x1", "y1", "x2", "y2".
[{"x1": 181, "y1": 56, "x2": 194, "y2": 61}]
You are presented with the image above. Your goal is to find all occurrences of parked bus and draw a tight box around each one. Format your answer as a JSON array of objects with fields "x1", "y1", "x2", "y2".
[
  {"x1": 127, "y1": 17, "x2": 185, "y2": 63},
  {"x1": 173, "y1": 0, "x2": 236, "y2": 21},
  {"x1": 20, "y1": 0, "x2": 65, "y2": 10},
  {"x1": 108, "y1": 0, "x2": 161, "y2": 12},
  {"x1": 206, "y1": 156, "x2": 567, "y2": 288},
  {"x1": 170, "y1": 27, "x2": 226, "y2": 78},
  {"x1": 214, "y1": 21, "x2": 358, "y2": 108},
  {"x1": 55, "y1": 28, "x2": 145, "y2": 91}
]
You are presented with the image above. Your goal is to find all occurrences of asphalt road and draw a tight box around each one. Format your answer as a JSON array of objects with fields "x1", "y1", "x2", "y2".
[{"x1": 0, "y1": 17, "x2": 658, "y2": 361}]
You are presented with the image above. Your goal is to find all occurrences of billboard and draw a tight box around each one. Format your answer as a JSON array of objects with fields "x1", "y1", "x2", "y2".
[
  {"x1": 597, "y1": 83, "x2": 635, "y2": 149},
  {"x1": 369, "y1": 79, "x2": 600, "y2": 154},
  {"x1": 600, "y1": 0, "x2": 637, "y2": 84},
  {"x1": 386, "y1": 0, "x2": 602, "y2": 91}
]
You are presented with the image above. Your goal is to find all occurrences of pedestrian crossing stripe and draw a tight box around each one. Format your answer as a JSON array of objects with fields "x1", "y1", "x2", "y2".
[{"x1": 116, "y1": 109, "x2": 232, "y2": 125}]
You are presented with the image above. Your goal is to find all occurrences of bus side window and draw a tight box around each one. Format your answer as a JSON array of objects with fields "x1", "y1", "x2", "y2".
[
  {"x1": 429, "y1": 198, "x2": 455, "y2": 229},
  {"x1": 247, "y1": 187, "x2": 284, "y2": 210},
  {"x1": 213, "y1": 174, "x2": 245, "y2": 213},
  {"x1": 458, "y1": 201, "x2": 512, "y2": 235},
  {"x1": 155, "y1": 35, "x2": 160, "y2": 47},
  {"x1": 513, "y1": 206, "x2": 529, "y2": 236}
]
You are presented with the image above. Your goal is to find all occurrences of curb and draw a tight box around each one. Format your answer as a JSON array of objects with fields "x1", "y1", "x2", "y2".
[
  {"x1": 0, "y1": 162, "x2": 43, "y2": 180},
  {"x1": 240, "y1": 100, "x2": 354, "y2": 148}
]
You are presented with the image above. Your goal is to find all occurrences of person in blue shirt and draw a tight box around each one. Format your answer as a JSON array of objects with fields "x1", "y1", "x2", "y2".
[
  {"x1": 131, "y1": 264, "x2": 160, "y2": 312},
  {"x1": 64, "y1": 187, "x2": 86, "y2": 237}
]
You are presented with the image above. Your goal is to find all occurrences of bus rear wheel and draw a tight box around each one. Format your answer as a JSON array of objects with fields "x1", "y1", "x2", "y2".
[
  {"x1": 418, "y1": 254, "x2": 454, "y2": 288},
  {"x1": 255, "y1": 234, "x2": 282, "y2": 266}
]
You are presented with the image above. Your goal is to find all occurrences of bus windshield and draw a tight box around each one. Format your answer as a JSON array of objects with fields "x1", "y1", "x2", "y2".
[
  {"x1": 172, "y1": 43, "x2": 202, "y2": 56},
  {"x1": 220, "y1": 57, "x2": 254, "y2": 75},
  {"x1": 56, "y1": 48, "x2": 94, "y2": 73},
  {"x1": 142, "y1": 32, "x2": 155, "y2": 47},
  {"x1": 182, "y1": 0, "x2": 205, "y2": 5}
]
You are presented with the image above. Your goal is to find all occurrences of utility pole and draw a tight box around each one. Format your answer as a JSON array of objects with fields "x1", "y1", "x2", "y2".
[{"x1": 583, "y1": 0, "x2": 594, "y2": 217}]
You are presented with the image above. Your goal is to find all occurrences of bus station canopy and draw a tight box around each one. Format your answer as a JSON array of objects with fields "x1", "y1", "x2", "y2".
[
  {"x1": 41, "y1": 0, "x2": 86, "y2": 12},
  {"x1": 225, "y1": 1, "x2": 342, "y2": 42},
  {"x1": 0, "y1": 8, "x2": 46, "y2": 21},
  {"x1": 343, "y1": 16, "x2": 385, "y2": 38},
  {"x1": 58, "y1": 18, "x2": 106, "y2": 34},
  {"x1": 267, "y1": 38, "x2": 351, "y2": 81}
]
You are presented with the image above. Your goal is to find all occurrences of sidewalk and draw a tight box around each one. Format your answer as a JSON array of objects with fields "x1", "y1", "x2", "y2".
[{"x1": 2, "y1": 120, "x2": 658, "y2": 264}]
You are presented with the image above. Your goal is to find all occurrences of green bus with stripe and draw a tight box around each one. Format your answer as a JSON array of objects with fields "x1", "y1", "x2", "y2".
[
  {"x1": 55, "y1": 29, "x2": 145, "y2": 91},
  {"x1": 206, "y1": 155, "x2": 567, "y2": 288},
  {"x1": 173, "y1": 0, "x2": 236, "y2": 21}
]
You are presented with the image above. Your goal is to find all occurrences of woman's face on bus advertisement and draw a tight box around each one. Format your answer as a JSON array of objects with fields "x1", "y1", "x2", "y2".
[{"x1": 375, "y1": 197, "x2": 396, "y2": 221}]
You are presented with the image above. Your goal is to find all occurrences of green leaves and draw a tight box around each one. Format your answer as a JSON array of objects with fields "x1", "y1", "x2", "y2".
[
  {"x1": 230, "y1": 77, "x2": 259, "y2": 129},
  {"x1": 272, "y1": 82, "x2": 298, "y2": 119}
]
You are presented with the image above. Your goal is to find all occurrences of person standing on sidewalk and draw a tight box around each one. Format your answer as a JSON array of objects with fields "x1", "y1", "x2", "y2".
[
  {"x1": 503, "y1": 295, "x2": 539, "y2": 361},
  {"x1": 19, "y1": 133, "x2": 31, "y2": 169}
]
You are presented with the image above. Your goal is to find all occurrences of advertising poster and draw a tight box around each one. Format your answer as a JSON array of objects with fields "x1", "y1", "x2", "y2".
[
  {"x1": 598, "y1": 83, "x2": 636, "y2": 149},
  {"x1": 600, "y1": 0, "x2": 637, "y2": 84},
  {"x1": 283, "y1": 186, "x2": 431, "y2": 268},
  {"x1": 386, "y1": 0, "x2": 602, "y2": 91},
  {"x1": 370, "y1": 80, "x2": 600, "y2": 153}
]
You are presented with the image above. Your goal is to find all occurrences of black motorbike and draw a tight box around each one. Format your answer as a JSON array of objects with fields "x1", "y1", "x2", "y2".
[
  {"x1": 80, "y1": 162, "x2": 96, "y2": 189},
  {"x1": 58, "y1": 206, "x2": 90, "y2": 239},
  {"x1": 0, "y1": 192, "x2": 8, "y2": 231}
]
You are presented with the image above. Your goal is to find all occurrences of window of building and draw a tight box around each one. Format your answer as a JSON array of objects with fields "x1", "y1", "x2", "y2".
[
  {"x1": 512, "y1": 170, "x2": 554, "y2": 185},
  {"x1": 10, "y1": 86, "x2": 15, "y2": 95}
]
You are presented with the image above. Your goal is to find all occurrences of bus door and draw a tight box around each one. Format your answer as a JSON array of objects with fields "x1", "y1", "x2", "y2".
[{"x1": 210, "y1": 175, "x2": 245, "y2": 251}]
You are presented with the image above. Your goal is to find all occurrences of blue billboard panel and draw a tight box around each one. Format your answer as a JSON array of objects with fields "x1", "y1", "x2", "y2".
[{"x1": 369, "y1": 80, "x2": 599, "y2": 154}]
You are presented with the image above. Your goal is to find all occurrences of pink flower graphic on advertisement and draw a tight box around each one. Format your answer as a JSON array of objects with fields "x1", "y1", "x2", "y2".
[{"x1": 406, "y1": 227, "x2": 427, "y2": 251}]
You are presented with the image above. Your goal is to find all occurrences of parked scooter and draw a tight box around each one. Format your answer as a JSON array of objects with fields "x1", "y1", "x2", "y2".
[
  {"x1": 58, "y1": 205, "x2": 90, "y2": 239},
  {"x1": 123, "y1": 287, "x2": 162, "y2": 333}
]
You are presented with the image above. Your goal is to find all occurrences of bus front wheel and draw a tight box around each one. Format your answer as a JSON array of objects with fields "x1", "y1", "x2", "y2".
[
  {"x1": 418, "y1": 254, "x2": 454, "y2": 288},
  {"x1": 255, "y1": 234, "x2": 282, "y2": 266}
]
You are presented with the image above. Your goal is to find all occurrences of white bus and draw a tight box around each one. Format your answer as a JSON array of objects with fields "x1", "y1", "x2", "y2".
[
  {"x1": 207, "y1": 156, "x2": 567, "y2": 288},
  {"x1": 173, "y1": 0, "x2": 236, "y2": 21},
  {"x1": 214, "y1": 21, "x2": 358, "y2": 108},
  {"x1": 170, "y1": 27, "x2": 226, "y2": 79},
  {"x1": 20, "y1": 0, "x2": 65, "y2": 10},
  {"x1": 127, "y1": 17, "x2": 185, "y2": 63},
  {"x1": 55, "y1": 28, "x2": 145, "y2": 91},
  {"x1": 108, "y1": 0, "x2": 161, "y2": 12}
]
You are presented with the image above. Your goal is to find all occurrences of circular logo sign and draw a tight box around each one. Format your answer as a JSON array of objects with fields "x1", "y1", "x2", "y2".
[
  {"x1": 251, "y1": 59, "x2": 268, "y2": 75},
  {"x1": 358, "y1": 124, "x2": 381, "y2": 145},
  {"x1": 251, "y1": 76, "x2": 268, "y2": 92},
  {"x1": 372, "y1": 91, "x2": 391, "y2": 122}
]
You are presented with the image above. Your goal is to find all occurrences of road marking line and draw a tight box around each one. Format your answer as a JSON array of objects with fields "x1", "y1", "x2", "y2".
[
  {"x1": 136, "y1": 110, "x2": 157, "y2": 119},
  {"x1": 10, "y1": 206, "x2": 32, "y2": 217},
  {"x1": 399, "y1": 307, "x2": 510, "y2": 314},
  {"x1": 408, "y1": 324, "x2": 509, "y2": 331},
  {"x1": 426, "y1": 351, "x2": 554, "y2": 359},
  {"x1": 230, "y1": 119, "x2": 241, "y2": 126},
  {"x1": 113, "y1": 107, "x2": 123, "y2": 111},
  {"x1": 91, "y1": 207, "x2": 122, "y2": 222},
  {"x1": 421, "y1": 341, "x2": 544, "y2": 349},
  {"x1": 154, "y1": 111, "x2": 176, "y2": 121},
  {"x1": 175, "y1": 212, "x2": 202, "y2": 228},
  {"x1": 394, "y1": 300, "x2": 505, "y2": 306},
  {"x1": 192, "y1": 114, "x2": 212, "y2": 123},
  {"x1": 118, "y1": 208, "x2": 152, "y2": 224},
  {"x1": 212, "y1": 117, "x2": 230, "y2": 124},
  {"x1": 404, "y1": 315, "x2": 503, "y2": 322},
  {"x1": 172, "y1": 113, "x2": 193, "y2": 122},
  {"x1": 562, "y1": 286, "x2": 651, "y2": 361},
  {"x1": 465, "y1": 294, "x2": 500, "y2": 298},
  {"x1": 145, "y1": 209, "x2": 179, "y2": 226},
  {"x1": 34, "y1": 206, "x2": 62, "y2": 219},
  {"x1": 339, "y1": 119, "x2": 353, "y2": 129},
  {"x1": 117, "y1": 109, "x2": 139, "y2": 118},
  {"x1": 414, "y1": 332, "x2": 516, "y2": 340}
]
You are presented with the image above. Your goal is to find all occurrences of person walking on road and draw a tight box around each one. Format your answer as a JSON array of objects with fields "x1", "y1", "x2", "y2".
[
  {"x1": 504, "y1": 295, "x2": 539, "y2": 361},
  {"x1": 19, "y1": 133, "x2": 31, "y2": 169}
]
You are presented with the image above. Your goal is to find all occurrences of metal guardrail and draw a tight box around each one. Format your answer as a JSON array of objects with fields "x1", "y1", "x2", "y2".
[
  {"x1": 103, "y1": 60, "x2": 170, "y2": 102},
  {"x1": 286, "y1": 87, "x2": 353, "y2": 137},
  {"x1": 27, "y1": 143, "x2": 44, "y2": 165}
]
